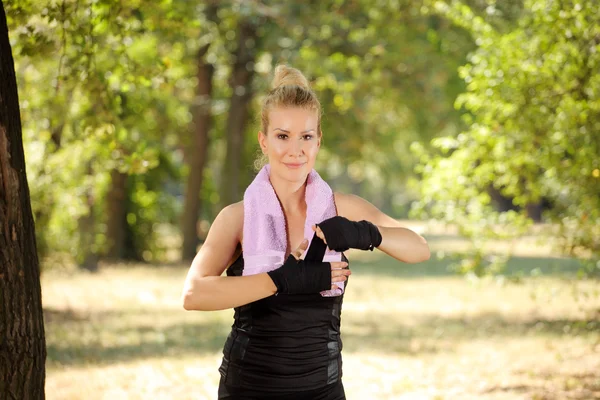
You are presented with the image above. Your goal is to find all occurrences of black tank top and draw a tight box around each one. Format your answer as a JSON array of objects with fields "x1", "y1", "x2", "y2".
[{"x1": 218, "y1": 253, "x2": 349, "y2": 393}]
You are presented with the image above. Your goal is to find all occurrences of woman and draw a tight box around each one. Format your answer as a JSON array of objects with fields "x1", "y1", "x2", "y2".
[{"x1": 181, "y1": 65, "x2": 430, "y2": 399}]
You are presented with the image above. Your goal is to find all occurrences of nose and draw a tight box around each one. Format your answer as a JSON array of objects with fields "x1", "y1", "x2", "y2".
[{"x1": 289, "y1": 138, "x2": 304, "y2": 157}]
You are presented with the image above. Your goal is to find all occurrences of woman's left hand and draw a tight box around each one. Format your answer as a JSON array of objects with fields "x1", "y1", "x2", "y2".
[{"x1": 312, "y1": 216, "x2": 382, "y2": 252}]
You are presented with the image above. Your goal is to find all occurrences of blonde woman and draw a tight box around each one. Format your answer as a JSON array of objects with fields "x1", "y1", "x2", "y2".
[{"x1": 182, "y1": 65, "x2": 430, "y2": 399}]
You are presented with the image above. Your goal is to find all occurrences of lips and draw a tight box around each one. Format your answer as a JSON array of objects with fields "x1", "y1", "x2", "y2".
[{"x1": 284, "y1": 163, "x2": 306, "y2": 169}]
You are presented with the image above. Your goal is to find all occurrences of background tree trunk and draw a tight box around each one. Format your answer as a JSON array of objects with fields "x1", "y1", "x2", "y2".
[
  {"x1": 105, "y1": 170, "x2": 128, "y2": 260},
  {"x1": 181, "y1": 43, "x2": 214, "y2": 261},
  {"x1": 220, "y1": 19, "x2": 258, "y2": 207},
  {"x1": 0, "y1": 1, "x2": 47, "y2": 397},
  {"x1": 487, "y1": 185, "x2": 516, "y2": 213},
  {"x1": 525, "y1": 201, "x2": 543, "y2": 222},
  {"x1": 78, "y1": 171, "x2": 98, "y2": 271}
]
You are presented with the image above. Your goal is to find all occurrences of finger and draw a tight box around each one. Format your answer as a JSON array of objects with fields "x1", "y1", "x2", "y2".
[
  {"x1": 330, "y1": 262, "x2": 349, "y2": 270},
  {"x1": 292, "y1": 250, "x2": 303, "y2": 260},
  {"x1": 331, "y1": 271, "x2": 351, "y2": 281},
  {"x1": 331, "y1": 276, "x2": 347, "y2": 283},
  {"x1": 331, "y1": 262, "x2": 348, "y2": 269},
  {"x1": 292, "y1": 239, "x2": 309, "y2": 260},
  {"x1": 297, "y1": 238, "x2": 309, "y2": 251},
  {"x1": 333, "y1": 268, "x2": 351, "y2": 277}
]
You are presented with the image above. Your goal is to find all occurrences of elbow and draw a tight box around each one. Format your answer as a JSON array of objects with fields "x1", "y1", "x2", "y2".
[
  {"x1": 406, "y1": 252, "x2": 430, "y2": 264},
  {"x1": 182, "y1": 275, "x2": 210, "y2": 311},
  {"x1": 182, "y1": 289, "x2": 207, "y2": 311},
  {"x1": 407, "y1": 240, "x2": 430, "y2": 264},
  {"x1": 419, "y1": 240, "x2": 431, "y2": 262},
  {"x1": 420, "y1": 247, "x2": 431, "y2": 262},
  {"x1": 182, "y1": 292, "x2": 196, "y2": 311}
]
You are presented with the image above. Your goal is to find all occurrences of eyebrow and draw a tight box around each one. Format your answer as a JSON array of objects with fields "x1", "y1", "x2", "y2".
[{"x1": 273, "y1": 128, "x2": 316, "y2": 134}]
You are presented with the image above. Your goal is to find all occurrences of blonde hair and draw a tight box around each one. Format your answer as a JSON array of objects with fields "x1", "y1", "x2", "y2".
[{"x1": 255, "y1": 65, "x2": 322, "y2": 170}]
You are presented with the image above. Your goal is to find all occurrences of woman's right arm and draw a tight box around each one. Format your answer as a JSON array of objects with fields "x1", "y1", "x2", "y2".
[{"x1": 181, "y1": 202, "x2": 278, "y2": 311}]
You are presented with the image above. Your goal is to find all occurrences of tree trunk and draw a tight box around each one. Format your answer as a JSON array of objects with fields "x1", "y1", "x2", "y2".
[
  {"x1": 487, "y1": 185, "x2": 516, "y2": 212},
  {"x1": 525, "y1": 201, "x2": 543, "y2": 222},
  {"x1": 221, "y1": 19, "x2": 258, "y2": 207},
  {"x1": 78, "y1": 169, "x2": 98, "y2": 271},
  {"x1": 181, "y1": 43, "x2": 214, "y2": 261},
  {"x1": 0, "y1": 2, "x2": 47, "y2": 397},
  {"x1": 105, "y1": 170, "x2": 128, "y2": 260}
]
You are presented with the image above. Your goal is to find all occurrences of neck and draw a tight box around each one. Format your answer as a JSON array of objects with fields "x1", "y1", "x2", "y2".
[{"x1": 269, "y1": 173, "x2": 307, "y2": 215}]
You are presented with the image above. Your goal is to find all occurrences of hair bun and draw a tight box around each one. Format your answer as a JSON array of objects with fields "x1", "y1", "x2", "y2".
[{"x1": 271, "y1": 64, "x2": 310, "y2": 90}]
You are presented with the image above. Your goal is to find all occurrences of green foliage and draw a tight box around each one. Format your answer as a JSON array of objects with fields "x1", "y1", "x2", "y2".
[
  {"x1": 10, "y1": 0, "x2": 186, "y2": 264},
  {"x1": 124, "y1": 156, "x2": 180, "y2": 262},
  {"x1": 413, "y1": 0, "x2": 600, "y2": 276},
  {"x1": 9, "y1": 0, "x2": 475, "y2": 264},
  {"x1": 245, "y1": 0, "x2": 473, "y2": 215}
]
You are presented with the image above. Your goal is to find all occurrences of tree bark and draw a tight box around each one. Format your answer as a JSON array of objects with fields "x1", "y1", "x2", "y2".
[
  {"x1": 221, "y1": 19, "x2": 258, "y2": 207},
  {"x1": 0, "y1": 1, "x2": 47, "y2": 398},
  {"x1": 105, "y1": 170, "x2": 128, "y2": 260},
  {"x1": 181, "y1": 43, "x2": 214, "y2": 261}
]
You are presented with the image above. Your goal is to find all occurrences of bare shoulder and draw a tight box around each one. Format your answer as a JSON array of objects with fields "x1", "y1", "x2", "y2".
[
  {"x1": 189, "y1": 201, "x2": 243, "y2": 278},
  {"x1": 218, "y1": 201, "x2": 244, "y2": 243},
  {"x1": 221, "y1": 200, "x2": 243, "y2": 220},
  {"x1": 334, "y1": 191, "x2": 401, "y2": 227},
  {"x1": 333, "y1": 191, "x2": 368, "y2": 220}
]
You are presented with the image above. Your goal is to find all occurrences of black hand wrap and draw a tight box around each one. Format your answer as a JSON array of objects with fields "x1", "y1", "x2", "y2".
[
  {"x1": 317, "y1": 216, "x2": 382, "y2": 252},
  {"x1": 304, "y1": 232, "x2": 327, "y2": 262},
  {"x1": 267, "y1": 235, "x2": 331, "y2": 295}
]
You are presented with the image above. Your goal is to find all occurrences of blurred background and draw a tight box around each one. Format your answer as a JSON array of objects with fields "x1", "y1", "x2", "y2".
[{"x1": 5, "y1": 0, "x2": 600, "y2": 399}]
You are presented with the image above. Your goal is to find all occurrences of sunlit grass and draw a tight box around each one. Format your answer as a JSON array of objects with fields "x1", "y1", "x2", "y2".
[{"x1": 43, "y1": 241, "x2": 600, "y2": 399}]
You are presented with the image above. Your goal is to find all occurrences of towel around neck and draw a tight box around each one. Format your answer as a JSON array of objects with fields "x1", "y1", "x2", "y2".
[{"x1": 242, "y1": 164, "x2": 344, "y2": 296}]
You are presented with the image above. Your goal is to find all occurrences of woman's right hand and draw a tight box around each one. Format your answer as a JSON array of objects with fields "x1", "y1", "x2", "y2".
[
  {"x1": 291, "y1": 239, "x2": 351, "y2": 291},
  {"x1": 268, "y1": 239, "x2": 351, "y2": 294}
]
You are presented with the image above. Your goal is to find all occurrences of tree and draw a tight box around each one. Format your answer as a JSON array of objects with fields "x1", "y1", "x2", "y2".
[
  {"x1": 414, "y1": 0, "x2": 600, "y2": 275},
  {"x1": 0, "y1": 0, "x2": 47, "y2": 397},
  {"x1": 181, "y1": 5, "x2": 218, "y2": 261},
  {"x1": 8, "y1": 0, "x2": 476, "y2": 264},
  {"x1": 9, "y1": 0, "x2": 182, "y2": 265},
  {"x1": 220, "y1": 17, "x2": 261, "y2": 207}
]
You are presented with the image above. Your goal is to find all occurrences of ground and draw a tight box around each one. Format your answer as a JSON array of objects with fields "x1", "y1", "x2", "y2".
[{"x1": 43, "y1": 225, "x2": 600, "y2": 399}]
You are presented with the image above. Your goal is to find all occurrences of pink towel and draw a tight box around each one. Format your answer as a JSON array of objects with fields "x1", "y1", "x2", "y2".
[{"x1": 242, "y1": 164, "x2": 344, "y2": 296}]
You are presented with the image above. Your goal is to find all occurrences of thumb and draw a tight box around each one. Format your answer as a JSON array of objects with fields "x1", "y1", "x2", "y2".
[
  {"x1": 296, "y1": 239, "x2": 309, "y2": 260},
  {"x1": 292, "y1": 239, "x2": 309, "y2": 260},
  {"x1": 297, "y1": 239, "x2": 309, "y2": 253}
]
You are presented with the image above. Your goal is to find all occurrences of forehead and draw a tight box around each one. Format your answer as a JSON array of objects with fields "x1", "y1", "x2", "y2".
[{"x1": 268, "y1": 107, "x2": 318, "y2": 131}]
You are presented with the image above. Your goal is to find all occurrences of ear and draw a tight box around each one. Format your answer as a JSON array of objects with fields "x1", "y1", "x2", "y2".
[
  {"x1": 317, "y1": 131, "x2": 323, "y2": 148},
  {"x1": 258, "y1": 131, "x2": 267, "y2": 154}
]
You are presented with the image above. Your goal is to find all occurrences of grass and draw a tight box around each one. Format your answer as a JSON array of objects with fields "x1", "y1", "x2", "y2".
[{"x1": 43, "y1": 233, "x2": 600, "y2": 399}]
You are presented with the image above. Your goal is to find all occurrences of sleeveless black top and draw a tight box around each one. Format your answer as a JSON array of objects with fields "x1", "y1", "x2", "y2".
[{"x1": 218, "y1": 252, "x2": 349, "y2": 393}]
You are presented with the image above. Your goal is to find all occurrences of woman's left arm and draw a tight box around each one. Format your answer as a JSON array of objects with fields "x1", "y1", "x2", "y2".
[{"x1": 326, "y1": 192, "x2": 430, "y2": 264}]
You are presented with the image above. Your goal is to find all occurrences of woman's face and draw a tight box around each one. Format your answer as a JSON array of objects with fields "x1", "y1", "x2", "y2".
[{"x1": 259, "y1": 107, "x2": 321, "y2": 182}]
